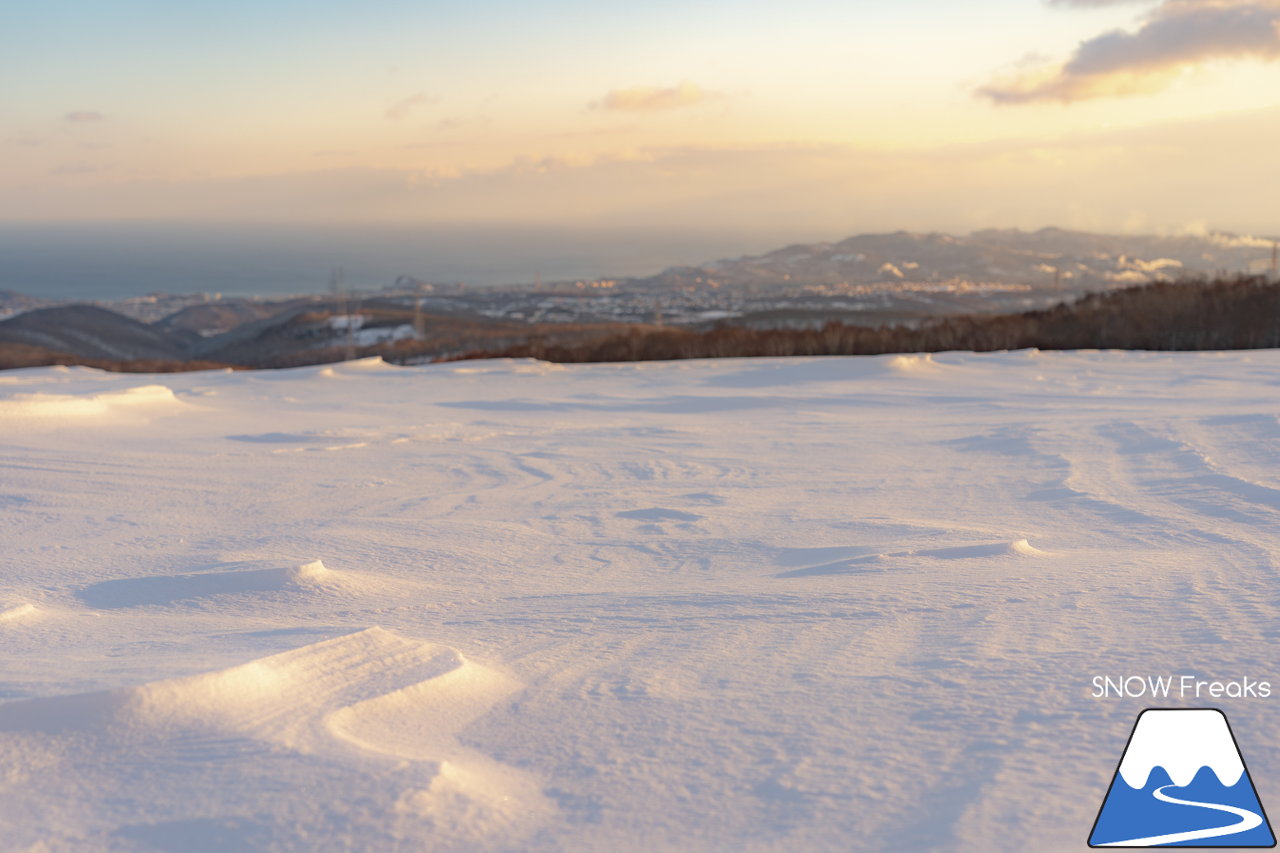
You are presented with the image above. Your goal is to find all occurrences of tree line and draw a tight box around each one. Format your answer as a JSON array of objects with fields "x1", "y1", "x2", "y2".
[{"x1": 444, "y1": 275, "x2": 1280, "y2": 363}]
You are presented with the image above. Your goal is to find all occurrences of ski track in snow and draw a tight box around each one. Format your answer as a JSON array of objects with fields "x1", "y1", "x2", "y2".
[{"x1": 1, "y1": 351, "x2": 1279, "y2": 850}]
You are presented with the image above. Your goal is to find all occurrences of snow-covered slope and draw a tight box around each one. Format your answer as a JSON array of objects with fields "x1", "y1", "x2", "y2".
[
  {"x1": 644, "y1": 227, "x2": 1280, "y2": 290},
  {"x1": 2, "y1": 351, "x2": 1279, "y2": 851}
]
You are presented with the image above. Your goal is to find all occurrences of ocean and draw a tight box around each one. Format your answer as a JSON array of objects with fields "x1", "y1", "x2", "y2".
[{"x1": 0, "y1": 222, "x2": 765, "y2": 301}]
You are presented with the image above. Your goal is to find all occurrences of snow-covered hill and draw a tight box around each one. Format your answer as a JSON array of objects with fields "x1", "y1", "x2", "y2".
[
  {"x1": 2, "y1": 351, "x2": 1279, "y2": 851},
  {"x1": 638, "y1": 227, "x2": 1279, "y2": 291}
]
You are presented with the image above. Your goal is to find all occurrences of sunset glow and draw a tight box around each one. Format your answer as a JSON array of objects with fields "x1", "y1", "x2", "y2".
[{"x1": 5, "y1": 0, "x2": 1280, "y2": 236}]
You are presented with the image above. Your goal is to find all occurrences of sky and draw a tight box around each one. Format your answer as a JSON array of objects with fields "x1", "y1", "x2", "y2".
[{"x1": 5, "y1": 0, "x2": 1280, "y2": 241}]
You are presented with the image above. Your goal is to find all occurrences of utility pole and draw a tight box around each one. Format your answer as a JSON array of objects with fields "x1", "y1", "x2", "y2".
[
  {"x1": 350, "y1": 279, "x2": 361, "y2": 362},
  {"x1": 1272, "y1": 240, "x2": 1278, "y2": 280},
  {"x1": 413, "y1": 285, "x2": 425, "y2": 340},
  {"x1": 333, "y1": 267, "x2": 355, "y2": 362}
]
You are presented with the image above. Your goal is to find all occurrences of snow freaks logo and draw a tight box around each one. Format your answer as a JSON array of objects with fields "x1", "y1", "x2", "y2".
[
  {"x1": 1092, "y1": 675, "x2": 1271, "y2": 700},
  {"x1": 1088, "y1": 709, "x2": 1276, "y2": 847}
]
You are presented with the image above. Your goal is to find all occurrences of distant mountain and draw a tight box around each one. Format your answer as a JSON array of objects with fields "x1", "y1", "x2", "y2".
[
  {"x1": 632, "y1": 227, "x2": 1279, "y2": 291},
  {"x1": 0, "y1": 298, "x2": 533, "y2": 370},
  {"x1": 0, "y1": 290, "x2": 47, "y2": 316},
  {"x1": 0, "y1": 305, "x2": 189, "y2": 361},
  {"x1": 155, "y1": 299, "x2": 290, "y2": 338},
  {"x1": 187, "y1": 298, "x2": 533, "y2": 368}
]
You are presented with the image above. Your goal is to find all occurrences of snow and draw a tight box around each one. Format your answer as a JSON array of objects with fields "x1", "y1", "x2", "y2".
[
  {"x1": 352, "y1": 324, "x2": 417, "y2": 347},
  {"x1": 2, "y1": 350, "x2": 1280, "y2": 850},
  {"x1": 327, "y1": 314, "x2": 365, "y2": 331},
  {"x1": 325, "y1": 315, "x2": 419, "y2": 346},
  {"x1": 0, "y1": 384, "x2": 185, "y2": 423}
]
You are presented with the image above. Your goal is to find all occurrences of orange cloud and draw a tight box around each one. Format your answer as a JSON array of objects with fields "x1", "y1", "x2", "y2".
[
  {"x1": 979, "y1": 63, "x2": 1179, "y2": 104},
  {"x1": 591, "y1": 82, "x2": 719, "y2": 113},
  {"x1": 64, "y1": 111, "x2": 105, "y2": 123},
  {"x1": 981, "y1": 0, "x2": 1280, "y2": 104}
]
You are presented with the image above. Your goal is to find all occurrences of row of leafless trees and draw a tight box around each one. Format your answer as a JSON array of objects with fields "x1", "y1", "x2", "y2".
[
  {"x1": 448, "y1": 275, "x2": 1280, "y2": 363},
  {"x1": 5, "y1": 275, "x2": 1276, "y2": 372}
]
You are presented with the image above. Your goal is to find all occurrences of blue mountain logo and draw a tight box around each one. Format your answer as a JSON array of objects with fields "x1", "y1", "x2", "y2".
[{"x1": 1090, "y1": 709, "x2": 1275, "y2": 847}]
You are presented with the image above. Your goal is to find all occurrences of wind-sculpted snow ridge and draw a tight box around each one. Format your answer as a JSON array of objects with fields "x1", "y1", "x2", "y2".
[
  {"x1": 0, "y1": 627, "x2": 497, "y2": 754},
  {"x1": 76, "y1": 559, "x2": 393, "y2": 609},
  {"x1": 775, "y1": 538, "x2": 1048, "y2": 577},
  {"x1": 0, "y1": 383, "x2": 185, "y2": 423},
  {"x1": 0, "y1": 628, "x2": 549, "y2": 850},
  {"x1": 7, "y1": 350, "x2": 1280, "y2": 850},
  {"x1": 314, "y1": 356, "x2": 399, "y2": 378},
  {"x1": 885, "y1": 353, "x2": 942, "y2": 373},
  {"x1": 0, "y1": 603, "x2": 36, "y2": 623}
]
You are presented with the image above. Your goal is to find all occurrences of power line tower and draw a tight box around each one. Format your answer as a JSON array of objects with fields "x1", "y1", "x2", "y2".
[
  {"x1": 413, "y1": 284, "x2": 425, "y2": 340},
  {"x1": 330, "y1": 267, "x2": 356, "y2": 362},
  {"x1": 348, "y1": 277, "x2": 361, "y2": 363}
]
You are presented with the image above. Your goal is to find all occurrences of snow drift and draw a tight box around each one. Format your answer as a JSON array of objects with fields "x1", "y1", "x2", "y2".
[{"x1": 2, "y1": 350, "x2": 1279, "y2": 850}]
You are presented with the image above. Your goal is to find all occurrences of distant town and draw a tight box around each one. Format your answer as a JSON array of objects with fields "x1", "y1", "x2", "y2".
[{"x1": 2, "y1": 227, "x2": 1277, "y2": 370}]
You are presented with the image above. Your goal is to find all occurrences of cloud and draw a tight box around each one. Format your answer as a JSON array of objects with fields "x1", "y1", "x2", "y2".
[
  {"x1": 64, "y1": 111, "x2": 105, "y2": 123},
  {"x1": 590, "y1": 82, "x2": 719, "y2": 112},
  {"x1": 981, "y1": 0, "x2": 1280, "y2": 104},
  {"x1": 50, "y1": 162, "x2": 105, "y2": 176},
  {"x1": 385, "y1": 92, "x2": 434, "y2": 120},
  {"x1": 9, "y1": 103, "x2": 1280, "y2": 238}
]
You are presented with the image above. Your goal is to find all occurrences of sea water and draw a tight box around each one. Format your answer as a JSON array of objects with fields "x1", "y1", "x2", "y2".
[{"x1": 0, "y1": 221, "x2": 761, "y2": 300}]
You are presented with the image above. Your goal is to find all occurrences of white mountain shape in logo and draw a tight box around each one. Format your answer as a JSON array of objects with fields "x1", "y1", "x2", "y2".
[{"x1": 1119, "y1": 709, "x2": 1245, "y2": 789}]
